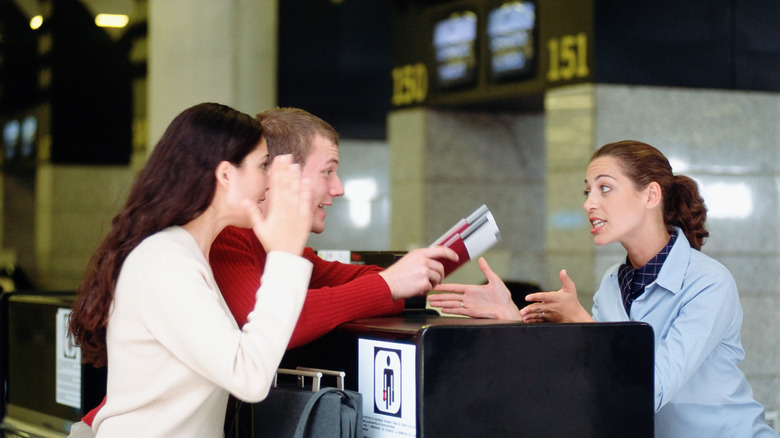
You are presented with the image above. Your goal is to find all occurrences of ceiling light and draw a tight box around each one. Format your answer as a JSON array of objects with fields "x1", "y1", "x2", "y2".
[
  {"x1": 94, "y1": 14, "x2": 129, "y2": 28},
  {"x1": 29, "y1": 15, "x2": 43, "y2": 30}
]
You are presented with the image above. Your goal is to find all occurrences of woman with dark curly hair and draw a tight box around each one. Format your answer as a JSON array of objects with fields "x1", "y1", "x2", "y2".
[
  {"x1": 430, "y1": 140, "x2": 777, "y2": 437},
  {"x1": 68, "y1": 102, "x2": 314, "y2": 437}
]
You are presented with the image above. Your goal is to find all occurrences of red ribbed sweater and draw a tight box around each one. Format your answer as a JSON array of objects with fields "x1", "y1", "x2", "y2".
[{"x1": 209, "y1": 226, "x2": 404, "y2": 348}]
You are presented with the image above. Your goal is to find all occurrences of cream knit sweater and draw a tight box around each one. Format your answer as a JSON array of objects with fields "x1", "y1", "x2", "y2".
[{"x1": 93, "y1": 227, "x2": 312, "y2": 437}]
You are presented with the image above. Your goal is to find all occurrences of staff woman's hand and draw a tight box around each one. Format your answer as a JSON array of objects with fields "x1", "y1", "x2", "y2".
[
  {"x1": 518, "y1": 269, "x2": 593, "y2": 323},
  {"x1": 243, "y1": 154, "x2": 313, "y2": 255},
  {"x1": 428, "y1": 257, "x2": 523, "y2": 320}
]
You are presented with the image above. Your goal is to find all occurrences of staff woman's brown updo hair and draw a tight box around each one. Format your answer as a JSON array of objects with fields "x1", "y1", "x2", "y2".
[
  {"x1": 591, "y1": 140, "x2": 709, "y2": 250},
  {"x1": 69, "y1": 103, "x2": 264, "y2": 367}
]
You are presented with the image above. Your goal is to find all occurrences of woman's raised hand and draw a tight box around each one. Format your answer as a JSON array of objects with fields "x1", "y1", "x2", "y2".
[{"x1": 243, "y1": 154, "x2": 313, "y2": 255}]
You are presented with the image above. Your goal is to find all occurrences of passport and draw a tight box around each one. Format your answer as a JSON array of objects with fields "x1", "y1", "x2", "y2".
[{"x1": 429, "y1": 204, "x2": 501, "y2": 277}]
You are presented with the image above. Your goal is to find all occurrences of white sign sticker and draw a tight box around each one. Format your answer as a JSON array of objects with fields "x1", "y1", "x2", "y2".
[
  {"x1": 56, "y1": 308, "x2": 81, "y2": 408},
  {"x1": 358, "y1": 338, "x2": 417, "y2": 437},
  {"x1": 316, "y1": 250, "x2": 352, "y2": 263}
]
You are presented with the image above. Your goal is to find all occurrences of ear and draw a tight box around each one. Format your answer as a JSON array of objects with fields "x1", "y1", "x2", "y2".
[
  {"x1": 645, "y1": 181, "x2": 663, "y2": 209},
  {"x1": 214, "y1": 161, "x2": 233, "y2": 189}
]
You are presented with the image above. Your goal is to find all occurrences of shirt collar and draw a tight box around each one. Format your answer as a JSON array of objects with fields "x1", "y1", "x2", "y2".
[
  {"x1": 652, "y1": 226, "x2": 691, "y2": 295},
  {"x1": 618, "y1": 232, "x2": 677, "y2": 313},
  {"x1": 626, "y1": 233, "x2": 675, "y2": 284}
]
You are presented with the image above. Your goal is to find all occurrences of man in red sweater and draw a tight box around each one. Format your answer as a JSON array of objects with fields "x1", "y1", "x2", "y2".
[
  {"x1": 210, "y1": 107, "x2": 457, "y2": 346},
  {"x1": 73, "y1": 108, "x2": 456, "y2": 435}
]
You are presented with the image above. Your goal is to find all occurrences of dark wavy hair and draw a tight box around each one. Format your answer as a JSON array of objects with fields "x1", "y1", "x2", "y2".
[
  {"x1": 592, "y1": 140, "x2": 709, "y2": 250},
  {"x1": 69, "y1": 102, "x2": 264, "y2": 367}
]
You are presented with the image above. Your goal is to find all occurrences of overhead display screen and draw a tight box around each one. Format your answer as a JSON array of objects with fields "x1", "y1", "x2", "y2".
[
  {"x1": 487, "y1": 1, "x2": 536, "y2": 81},
  {"x1": 432, "y1": 10, "x2": 478, "y2": 90},
  {"x1": 391, "y1": 0, "x2": 594, "y2": 109}
]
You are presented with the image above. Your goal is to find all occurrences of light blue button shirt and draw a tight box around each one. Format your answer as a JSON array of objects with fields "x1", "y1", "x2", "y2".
[{"x1": 592, "y1": 227, "x2": 777, "y2": 438}]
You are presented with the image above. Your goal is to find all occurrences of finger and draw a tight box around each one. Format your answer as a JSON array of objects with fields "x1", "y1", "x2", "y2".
[
  {"x1": 520, "y1": 308, "x2": 544, "y2": 324},
  {"x1": 268, "y1": 153, "x2": 295, "y2": 171},
  {"x1": 525, "y1": 315, "x2": 544, "y2": 324},
  {"x1": 268, "y1": 156, "x2": 300, "y2": 192},
  {"x1": 427, "y1": 295, "x2": 467, "y2": 310},
  {"x1": 432, "y1": 283, "x2": 468, "y2": 293},
  {"x1": 525, "y1": 291, "x2": 555, "y2": 303},
  {"x1": 427, "y1": 268, "x2": 443, "y2": 288},
  {"x1": 438, "y1": 306, "x2": 466, "y2": 316},
  {"x1": 266, "y1": 157, "x2": 296, "y2": 197},
  {"x1": 426, "y1": 258, "x2": 447, "y2": 284},
  {"x1": 280, "y1": 161, "x2": 302, "y2": 189},
  {"x1": 298, "y1": 177, "x2": 314, "y2": 217},
  {"x1": 518, "y1": 302, "x2": 541, "y2": 318},
  {"x1": 434, "y1": 301, "x2": 466, "y2": 310},
  {"x1": 427, "y1": 292, "x2": 464, "y2": 303},
  {"x1": 520, "y1": 312, "x2": 537, "y2": 323},
  {"x1": 427, "y1": 245, "x2": 460, "y2": 262}
]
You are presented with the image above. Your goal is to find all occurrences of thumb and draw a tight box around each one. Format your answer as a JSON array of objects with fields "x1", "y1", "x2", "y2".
[
  {"x1": 559, "y1": 269, "x2": 576, "y2": 293},
  {"x1": 478, "y1": 257, "x2": 499, "y2": 283},
  {"x1": 241, "y1": 199, "x2": 264, "y2": 229}
]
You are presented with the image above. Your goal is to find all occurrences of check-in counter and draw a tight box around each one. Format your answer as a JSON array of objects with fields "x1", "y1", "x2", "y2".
[
  {"x1": 279, "y1": 312, "x2": 655, "y2": 438},
  {"x1": 1, "y1": 292, "x2": 654, "y2": 438},
  {"x1": 0, "y1": 291, "x2": 106, "y2": 438}
]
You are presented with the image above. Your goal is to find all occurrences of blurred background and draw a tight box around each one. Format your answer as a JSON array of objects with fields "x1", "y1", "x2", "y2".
[{"x1": 1, "y1": 0, "x2": 780, "y2": 425}]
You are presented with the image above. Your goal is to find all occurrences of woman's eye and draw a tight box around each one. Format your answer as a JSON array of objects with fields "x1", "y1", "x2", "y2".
[{"x1": 584, "y1": 185, "x2": 611, "y2": 196}]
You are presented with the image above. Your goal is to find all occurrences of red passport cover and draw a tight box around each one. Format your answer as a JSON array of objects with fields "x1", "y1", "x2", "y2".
[{"x1": 430, "y1": 205, "x2": 500, "y2": 277}]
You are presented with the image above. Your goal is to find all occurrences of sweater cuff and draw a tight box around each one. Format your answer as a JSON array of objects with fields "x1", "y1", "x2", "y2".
[{"x1": 253, "y1": 251, "x2": 313, "y2": 315}]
